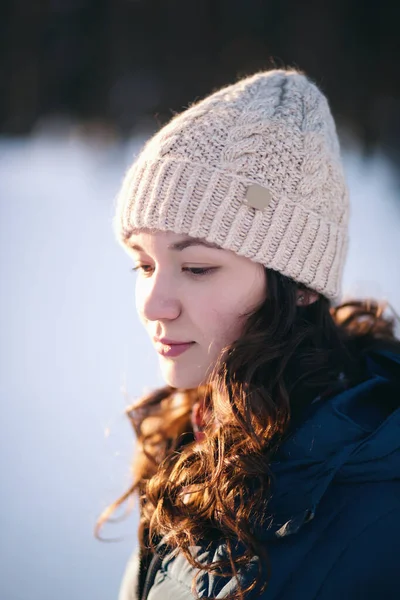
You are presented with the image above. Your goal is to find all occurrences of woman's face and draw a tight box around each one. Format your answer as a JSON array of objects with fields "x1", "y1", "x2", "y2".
[{"x1": 127, "y1": 229, "x2": 266, "y2": 389}]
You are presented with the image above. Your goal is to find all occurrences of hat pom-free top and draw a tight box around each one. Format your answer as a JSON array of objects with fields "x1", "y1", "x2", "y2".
[{"x1": 114, "y1": 69, "x2": 349, "y2": 301}]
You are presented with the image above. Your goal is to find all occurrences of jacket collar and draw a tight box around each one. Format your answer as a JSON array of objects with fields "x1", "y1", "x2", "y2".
[{"x1": 253, "y1": 349, "x2": 400, "y2": 540}]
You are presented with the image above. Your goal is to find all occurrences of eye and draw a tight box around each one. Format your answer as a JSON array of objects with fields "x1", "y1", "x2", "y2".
[
  {"x1": 131, "y1": 265, "x2": 153, "y2": 274},
  {"x1": 184, "y1": 267, "x2": 216, "y2": 277},
  {"x1": 131, "y1": 265, "x2": 217, "y2": 277}
]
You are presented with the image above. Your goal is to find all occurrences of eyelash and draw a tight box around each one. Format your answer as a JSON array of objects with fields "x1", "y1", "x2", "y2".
[{"x1": 131, "y1": 265, "x2": 216, "y2": 277}]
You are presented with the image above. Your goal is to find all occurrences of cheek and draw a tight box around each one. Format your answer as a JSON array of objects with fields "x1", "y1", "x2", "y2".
[
  {"x1": 203, "y1": 276, "x2": 265, "y2": 344},
  {"x1": 200, "y1": 300, "x2": 245, "y2": 350},
  {"x1": 135, "y1": 282, "x2": 146, "y2": 322}
]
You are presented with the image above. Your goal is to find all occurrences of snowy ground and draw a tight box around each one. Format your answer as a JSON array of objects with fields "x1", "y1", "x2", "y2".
[{"x1": 0, "y1": 128, "x2": 399, "y2": 600}]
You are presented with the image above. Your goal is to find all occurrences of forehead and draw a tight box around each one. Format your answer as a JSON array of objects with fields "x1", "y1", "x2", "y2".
[{"x1": 126, "y1": 228, "x2": 222, "y2": 251}]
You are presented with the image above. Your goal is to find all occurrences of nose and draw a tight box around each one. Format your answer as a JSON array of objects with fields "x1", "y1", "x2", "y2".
[{"x1": 136, "y1": 271, "x2": 181, "y2": 323}]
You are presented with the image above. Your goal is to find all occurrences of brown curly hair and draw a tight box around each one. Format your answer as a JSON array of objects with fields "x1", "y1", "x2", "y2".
[{"x1": 97, "y1": 268, "x2": 400, "y2": 599}]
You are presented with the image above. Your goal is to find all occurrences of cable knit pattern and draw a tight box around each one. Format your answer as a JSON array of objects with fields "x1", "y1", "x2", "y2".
[{"x1": 114, "y1": 69, "x2": 350, "y2": 300}]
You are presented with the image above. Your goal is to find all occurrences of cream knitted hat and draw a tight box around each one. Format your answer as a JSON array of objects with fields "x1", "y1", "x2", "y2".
[{"x1": 114, "y1": 68, "x2": 350, "y2": 301}]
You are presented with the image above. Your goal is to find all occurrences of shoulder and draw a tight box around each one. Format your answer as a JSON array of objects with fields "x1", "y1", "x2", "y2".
[
  {"x1": 118, "y1": 550, "x2": 140, "y2": 600},
  {"x1": 316, "y1": 505, "x2": 400, "y2": 599},
  {"x1": 147, "y1": 540, "x2": 262, "y2": 600}
]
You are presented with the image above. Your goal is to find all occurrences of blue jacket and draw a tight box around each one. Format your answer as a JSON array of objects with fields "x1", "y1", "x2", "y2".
[{"x1": 119, "y1": 349, "x2": 400, "y2": 600}]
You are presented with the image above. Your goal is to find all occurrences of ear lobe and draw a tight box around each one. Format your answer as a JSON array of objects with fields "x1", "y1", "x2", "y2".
[
  {"x1": 296, "y1": 290, "x2": 320, "y2": 306},
  {"x1": 307, "y1": 292, "x2": 319, "y2": 305}
]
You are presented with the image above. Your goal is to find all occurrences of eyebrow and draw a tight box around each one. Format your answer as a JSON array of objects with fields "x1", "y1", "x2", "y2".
[{"x1": 129, "y1": 238, "x2": 222, "y2": 252}]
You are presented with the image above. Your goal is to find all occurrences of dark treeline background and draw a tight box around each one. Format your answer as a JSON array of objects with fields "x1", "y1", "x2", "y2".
[{"x1": 2, "y1": 0, "x2": 400, "y2": 161}]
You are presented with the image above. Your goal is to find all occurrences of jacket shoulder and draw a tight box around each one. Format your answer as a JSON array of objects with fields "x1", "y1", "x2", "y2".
[
  {"x1": 147, "y1": 541, "x2": 261, "y2": 600},
  {"x1": 119, "y1": 550, "x2": 140, "y2": 600},
  {"x1": 316, "y1": 506, "x2": 400, "y2": 599}
]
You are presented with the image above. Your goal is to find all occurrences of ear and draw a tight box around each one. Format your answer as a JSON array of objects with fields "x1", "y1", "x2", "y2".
[{"x1": 296, "y1": 289, "x2": 320, "y2": 306}]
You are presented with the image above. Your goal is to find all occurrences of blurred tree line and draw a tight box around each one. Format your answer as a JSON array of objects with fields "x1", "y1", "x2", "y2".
[{"x1": 1, "y1": 0, "x2": 400, "y2": 160}]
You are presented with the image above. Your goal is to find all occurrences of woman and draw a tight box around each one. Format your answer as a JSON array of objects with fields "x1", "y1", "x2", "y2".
[{"x1": 101, "y1": 69, "x2": 400, "y2": 599}]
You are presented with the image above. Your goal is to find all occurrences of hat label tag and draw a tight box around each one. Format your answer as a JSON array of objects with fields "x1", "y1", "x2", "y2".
[{"x1": 244, "y1": 184, "x2": 272, "y2": 210}]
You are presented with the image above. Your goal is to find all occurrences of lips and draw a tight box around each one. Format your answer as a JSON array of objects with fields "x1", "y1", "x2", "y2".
[
  {"x1": 154, "y1": 337, "x2": 193, "y2": 345},
  {"x1": 155, "y1": 341, "x2": 195, "y2": 357}
]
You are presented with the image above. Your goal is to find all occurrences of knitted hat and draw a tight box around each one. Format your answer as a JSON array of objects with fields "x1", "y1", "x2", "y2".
[{"x1": 114, "y1": 68, "x2": 349, "y2": 301}]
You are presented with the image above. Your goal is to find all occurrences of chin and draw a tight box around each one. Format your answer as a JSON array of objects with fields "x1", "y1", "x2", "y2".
[{"x1": 161, "y1": 366, "x2": 205, "y2": 390}]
